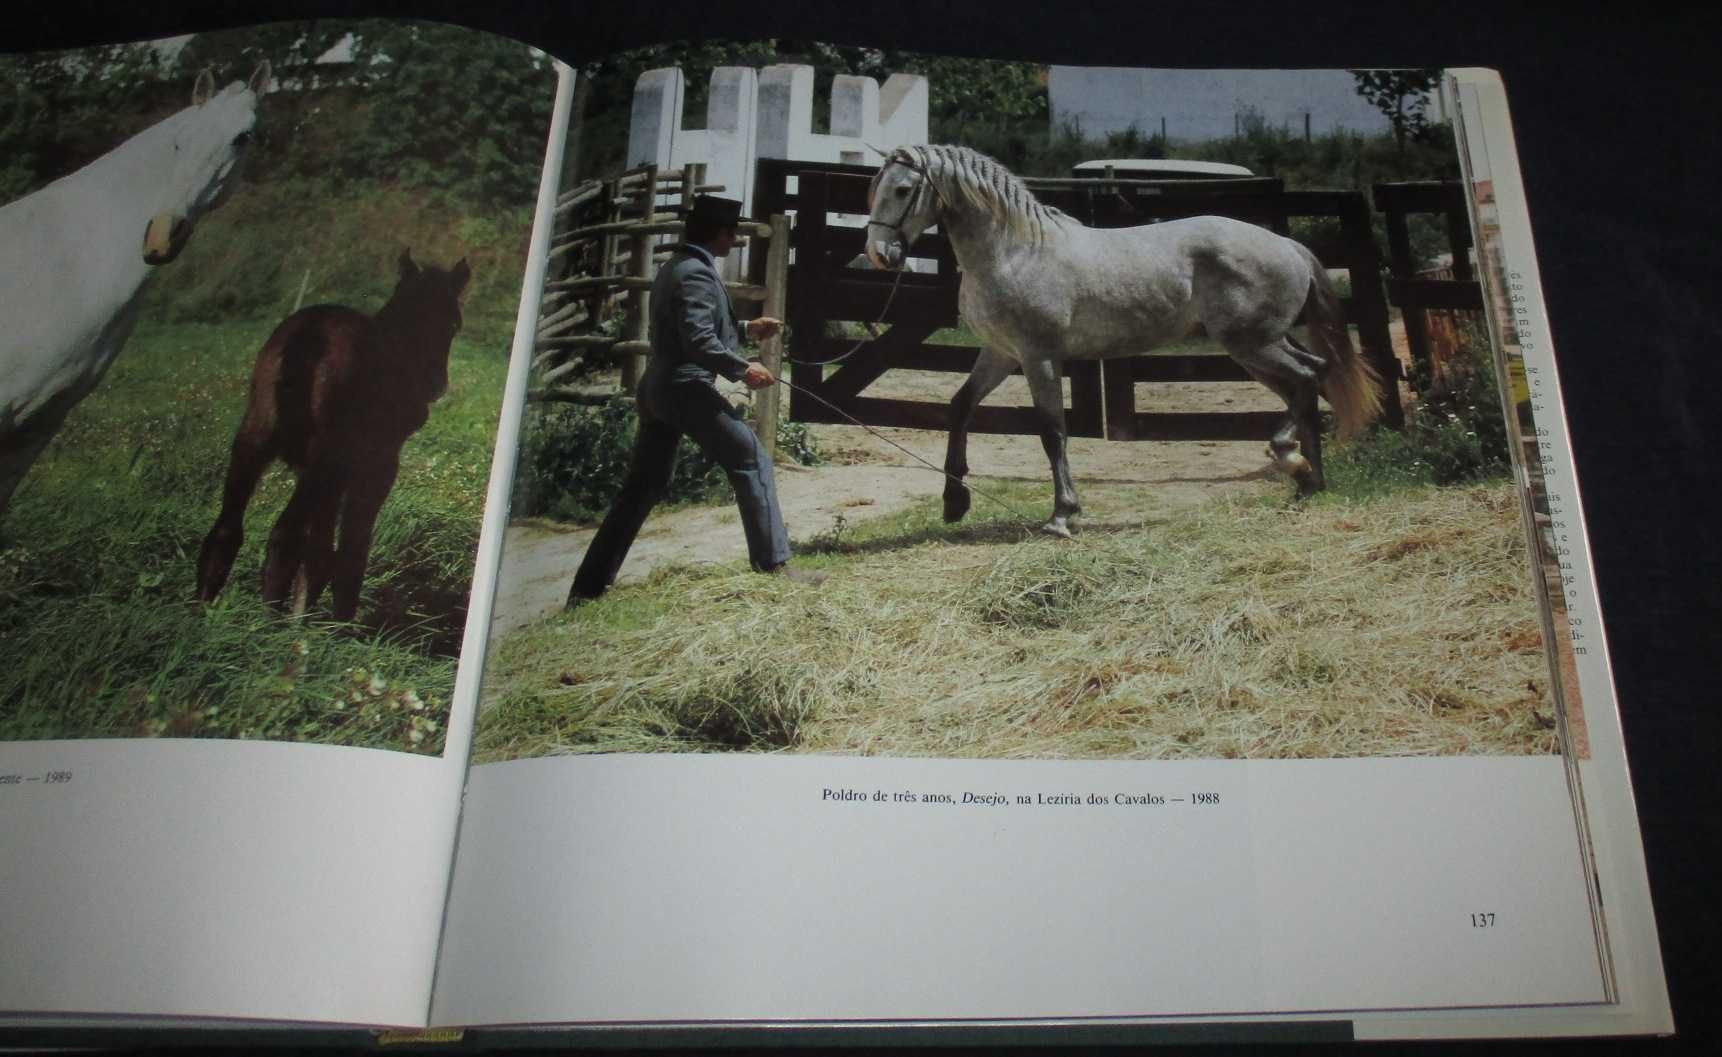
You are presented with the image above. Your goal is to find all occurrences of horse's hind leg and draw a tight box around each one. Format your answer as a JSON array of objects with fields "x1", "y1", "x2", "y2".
[
  {"x1": 1232, "y1": 336, "x2": 1325, "y2": 497},
  {"x1": 196, "y1": 428, "x2": 277, "y2": 602},
  {"x1": 1021, "y1": 355, "x2": 1081, "y2": 537},
  {"x1": 330, "y1": 453, "x2": 401, "y2": 623},
  {"x1": 294, "y1": 468, "x2": 347, "y2": 615},
  {"x1": 944, "y1": 348, "x2": 1016, "y2": 523},
  {"x1": 262, "y1": 466, "x2": 337, "y2": 613}
]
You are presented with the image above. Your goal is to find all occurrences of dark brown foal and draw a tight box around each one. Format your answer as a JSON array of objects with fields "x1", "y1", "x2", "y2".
[{"x1": 196, "y1": 249, "x2": 470, "y2": 620}]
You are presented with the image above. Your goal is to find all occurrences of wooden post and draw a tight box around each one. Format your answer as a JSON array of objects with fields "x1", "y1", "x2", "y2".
[
  {"x1": 754, "y1": 213, "x2": 791, "y2": 454},
  {"x1": 621, "y1": 232, "x2": 651, "y2": 394},
  {"x1": 620, "y1": 164, "x2": 658, "y2": 395},
  {"x1": 1102, "y1": 358, "x2": 1138, "y2": 440},
  {"x1": 1339, "y1": 196, "x2": 1403, "y2": 429}
]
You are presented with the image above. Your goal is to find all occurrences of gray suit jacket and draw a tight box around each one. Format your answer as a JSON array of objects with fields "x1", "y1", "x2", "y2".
[{"x1": 648, "y1": 243, "x2": 749, "y2": 385}]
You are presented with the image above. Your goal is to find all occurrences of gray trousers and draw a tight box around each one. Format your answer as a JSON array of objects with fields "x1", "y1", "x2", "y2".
[{"x1": 571, "y1": 378, "x2": 790, "y2": 599}]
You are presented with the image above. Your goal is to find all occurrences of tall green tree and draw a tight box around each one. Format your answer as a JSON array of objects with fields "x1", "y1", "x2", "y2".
[
  {"x1": 1350, "y1": 68, "x2": 1442, "y2": 152},
  {"x1": 346, "y1": 22, "x2": 557, "y2": 206}
]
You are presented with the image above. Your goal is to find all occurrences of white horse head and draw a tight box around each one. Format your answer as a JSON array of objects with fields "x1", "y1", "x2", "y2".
[
  {"x1": 140, "y1": 61, "x2": 271, "y2": 265},
  {"x1": 864, "y1": 146, "x2": 944, "y2": 271}
]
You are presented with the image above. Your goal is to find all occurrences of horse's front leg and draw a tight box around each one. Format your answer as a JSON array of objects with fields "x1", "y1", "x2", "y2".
[
  {"x1": 943, "y1": 348, "x2": 1017, "y2": 522},
  {"x1": 1021, "y1": 355, "x2": 1080, "y2": 538},
  {"x1": 331, "y1": 452, "x2": 401, "y2": 623}
]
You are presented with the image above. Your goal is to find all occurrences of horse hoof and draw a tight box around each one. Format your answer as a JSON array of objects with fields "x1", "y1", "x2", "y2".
[
  {"x1": 1039, "y1": 518, "x2": 1073, "y2": 539},
  {"x1": 943, "y1": 486, "x2": 971, "y2": 523}
]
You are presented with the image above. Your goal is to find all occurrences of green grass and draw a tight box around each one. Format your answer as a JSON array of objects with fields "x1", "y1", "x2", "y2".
[{"x1": 0, "y1": 314, "x2": 508, "y2": 753}]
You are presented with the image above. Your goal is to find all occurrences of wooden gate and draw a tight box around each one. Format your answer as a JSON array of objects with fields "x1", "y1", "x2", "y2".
[
  {"x1": 751, "y1": 158, "x2": 1404, "y2": 440},
  {"x1": 1372, "y1": 181, "x2": 1485, "y2": 389}
]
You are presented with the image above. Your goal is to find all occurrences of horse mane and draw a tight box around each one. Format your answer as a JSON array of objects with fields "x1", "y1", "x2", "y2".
[{"x1": 911, "y1": 144, "x2": 1072, "y2": 244}]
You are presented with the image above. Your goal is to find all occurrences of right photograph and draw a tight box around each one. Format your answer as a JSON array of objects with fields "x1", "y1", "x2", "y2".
[{"x1": 473, "y1": 52, "x2": 1579, "y2": 764}]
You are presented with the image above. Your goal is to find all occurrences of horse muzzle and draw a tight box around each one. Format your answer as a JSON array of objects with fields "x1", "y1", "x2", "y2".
[
  {"x1": 865, "y1": 237, "x2": 905, "y2": 271},
  {"x1": 142, "y1": 212, "x2": 192, "y2": 266}
]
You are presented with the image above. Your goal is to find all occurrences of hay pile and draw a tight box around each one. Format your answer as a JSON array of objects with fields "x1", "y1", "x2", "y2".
[{"x1": 474, "y1": 481, "x2": 1560, "y2": 762}]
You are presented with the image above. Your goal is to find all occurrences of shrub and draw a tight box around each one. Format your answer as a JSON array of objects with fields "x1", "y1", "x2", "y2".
[
  {"x1": 1325, "y1": 314, "x2": 1512, "y2": 494},
  {"x1": 513, "y1": 395, "x2": 822, "y2": 523}
]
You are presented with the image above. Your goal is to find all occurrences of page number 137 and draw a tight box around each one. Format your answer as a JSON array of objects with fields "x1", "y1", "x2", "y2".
[{"x1": 1471, "y1": 912, "x2": 1497, "y2": 928}]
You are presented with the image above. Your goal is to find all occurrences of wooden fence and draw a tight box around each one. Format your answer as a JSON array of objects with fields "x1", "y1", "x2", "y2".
[
  {"x1": 752, "y1": 158, "x2": 1406, "y2": 441},
  {"x1": 529, "y1": 162, "x2": 791, "y2": 447},
  {"x1": 1373, "y1": 180, "x2": 1484, "y2": 390}
]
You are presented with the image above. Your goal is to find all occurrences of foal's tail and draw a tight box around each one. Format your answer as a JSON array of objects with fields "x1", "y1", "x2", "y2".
[{"x1": 1297, "y1": 244, "x2": 1383, "y2": 441}]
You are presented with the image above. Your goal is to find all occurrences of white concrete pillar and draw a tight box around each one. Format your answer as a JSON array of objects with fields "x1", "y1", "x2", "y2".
[
  {"x1": 626, "y1": 67, "x2": 683, "y2": 168},
  {"x1": 879, "y1": 73, "x2": 930, "y2": 147},
  {"x1": 830, "y1": 74, "x2": 880, "y2": 142},
  {"x1": 756, "y1": 64, "x2": 815, "y2": 160}
]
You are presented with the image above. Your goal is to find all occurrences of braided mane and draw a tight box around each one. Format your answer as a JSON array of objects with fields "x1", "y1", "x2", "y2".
[{"x1": 906, "y1": 144, "x2": 1071, "y2": 245}]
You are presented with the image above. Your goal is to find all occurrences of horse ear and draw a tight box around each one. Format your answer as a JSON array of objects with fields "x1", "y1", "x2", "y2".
[
  {"x1": 398, "y1": 249, "x2": 418, "y2": 279},
  {"x1": 193, "y1": 68, "x2": 215, "y2": 106},
  {"x1": 248, "y1": 60, "x2": 273, "y2": 96},
  {"x1": 450, "y1": 258, "x2": 472, "y2": 294},
  {"x1": 863, "y1": 141, "x2": 891, "y2": 159}
]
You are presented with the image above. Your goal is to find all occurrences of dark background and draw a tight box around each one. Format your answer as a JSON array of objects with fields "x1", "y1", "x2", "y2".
[{"x1": 4, "y1": 1, "x2": 1719, "y2": 1054}]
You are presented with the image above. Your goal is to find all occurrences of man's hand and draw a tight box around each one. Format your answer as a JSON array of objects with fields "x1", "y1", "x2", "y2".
[
  {"x1": 741, "y1": 362, "x2": 776, "y2": 389},
  {"x1": 746, "y1": 317, "x2": 784, "y2": 342}
]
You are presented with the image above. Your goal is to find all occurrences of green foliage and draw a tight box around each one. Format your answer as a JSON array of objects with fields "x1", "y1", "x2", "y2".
[
  {"x1": 342, "y1": 22, "x2": 556, "y2": 206},
  {"x1": 2, "y1": 21, "x2": 555, "y2": 208},
  {"x1": 1350, "y1": 69, "x2": 1444, "y2": 152},
  {"x1": 142, "y1": 177, "x2": 532, "y2": 344},
  {"x1": 512, "y1": 399, "x2": 724, "y2": 524},
  {"x1": 513, "y1": 395, "x2": 822, "y2": 524},
  {"x1": 0, "y1": 42, "x2": 177, "y2": 200},
  {"x1": 1325, "y1": 315, "x2": 1512, "y2": 496}
]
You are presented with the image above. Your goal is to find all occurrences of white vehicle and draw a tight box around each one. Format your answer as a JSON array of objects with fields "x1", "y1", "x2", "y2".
[{"x1": 1072, "y1": 158, "x2": 1256, "y2": 180}]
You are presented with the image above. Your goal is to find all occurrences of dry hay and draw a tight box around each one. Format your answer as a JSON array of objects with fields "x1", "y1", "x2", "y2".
[{"x1": 473, "y1": 481, "x2": 1561, "y2": 762}]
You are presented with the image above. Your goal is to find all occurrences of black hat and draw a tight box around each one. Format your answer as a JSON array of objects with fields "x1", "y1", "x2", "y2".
[{"x1": 687, "y1": 194, "x2": 743, "y2": 227}]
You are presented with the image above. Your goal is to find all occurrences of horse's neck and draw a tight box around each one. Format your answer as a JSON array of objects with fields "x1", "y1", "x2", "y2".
[
  {"x1": 54, "y1": 119, "x2": 182, "y2": 293},
  {"x1": 939, "y1": 204, "x2": 1038, "y2": 282},
  {"x1": 78, "y1": 113, "x2": 176, "y2": 210},
  {"x1": 373, "y1": 299, "x2": 451, "y2": 394}
]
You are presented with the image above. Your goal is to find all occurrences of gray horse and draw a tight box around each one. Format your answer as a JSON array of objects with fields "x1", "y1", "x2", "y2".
[{"x1": 863, "y1": 144, "x2": 1382, "y2": 537}]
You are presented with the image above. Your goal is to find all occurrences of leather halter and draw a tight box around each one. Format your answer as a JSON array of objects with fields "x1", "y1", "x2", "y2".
[{"x1": 867, "y1": 149, "x2": 945, "y2": 248}]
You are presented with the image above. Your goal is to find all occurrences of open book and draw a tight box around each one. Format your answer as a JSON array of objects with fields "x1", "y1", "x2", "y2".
[{"x1": 0, "y1": 19, "x2": 1672, "y2": 1044}]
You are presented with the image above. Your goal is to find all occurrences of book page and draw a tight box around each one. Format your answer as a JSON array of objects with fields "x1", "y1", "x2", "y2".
[
  {"x1": 0, "y1": 24, "x2": 566, "y2": 1027},
  {"x1": 429, "y1": 50, "x2": 1668, "y2": 1038}
]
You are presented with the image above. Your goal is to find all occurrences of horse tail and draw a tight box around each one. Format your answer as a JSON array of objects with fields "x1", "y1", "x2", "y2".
[{"x1": 1297, "y1": 244, "x2": 1383, "y2": 441}]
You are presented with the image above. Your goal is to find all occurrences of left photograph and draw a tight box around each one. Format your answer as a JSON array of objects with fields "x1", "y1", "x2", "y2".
[{"x1": 0, "y1": 21, "x2": 557, "y2": 754}]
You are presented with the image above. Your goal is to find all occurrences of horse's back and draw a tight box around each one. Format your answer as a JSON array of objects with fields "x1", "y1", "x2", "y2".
[
  {"x1": 246, "y1": 305, "x2": 376, "y2": 465},
  {"x1": 1108, "y1": 216, "x2": 1310, "y2": 339}
]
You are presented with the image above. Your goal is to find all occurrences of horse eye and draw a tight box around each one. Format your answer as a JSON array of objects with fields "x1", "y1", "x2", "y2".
[
  {"x1": 894, "y1": 185, "x2": 909, "y2": 196},
  {"x1": 233, "y1": 131, "x2": 253, "y2": 147}
]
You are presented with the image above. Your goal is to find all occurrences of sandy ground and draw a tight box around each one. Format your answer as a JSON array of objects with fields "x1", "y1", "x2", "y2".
[{"x1": 487, "y1": 327, "x2": 1414, "y2": 639}]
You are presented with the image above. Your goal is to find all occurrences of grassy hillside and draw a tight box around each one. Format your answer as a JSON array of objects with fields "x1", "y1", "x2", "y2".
[{"x1": 0, "y1": 313, "x2": 510, "y2": 753}]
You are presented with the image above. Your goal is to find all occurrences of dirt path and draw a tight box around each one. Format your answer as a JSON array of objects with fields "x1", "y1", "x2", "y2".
[{"x1": 488, "y1": 325, "x2": 1415, "y2": 639}]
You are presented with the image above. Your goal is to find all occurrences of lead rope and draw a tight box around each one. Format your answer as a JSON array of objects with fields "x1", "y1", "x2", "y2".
[
  {"x1": 782, "y1": 147, "x2": 939, "y2": 370},
  {"x1": 765, "y1": 373, "x2": 1037, "y2": 524},
  {"x1": 781, "y1": 245, "x2": 910, "y2": 370}
]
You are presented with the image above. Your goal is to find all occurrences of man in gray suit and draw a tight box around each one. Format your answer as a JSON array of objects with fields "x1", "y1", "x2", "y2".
[{"x1": 569, "y1": 195, "x2": 824, "y2": 603}]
